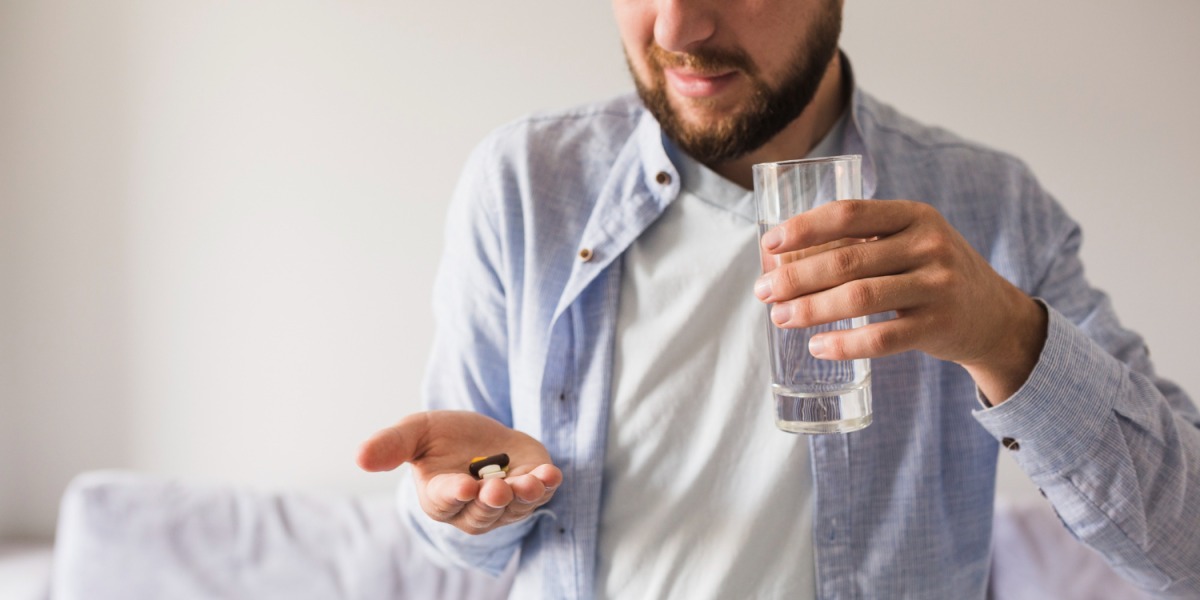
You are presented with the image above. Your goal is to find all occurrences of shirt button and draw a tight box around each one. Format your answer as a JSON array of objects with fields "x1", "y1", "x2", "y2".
[
  {"x1": 578, "y1": 247, "x2": 593, "y2": 262},
  {"x1": 655, "y1": 171, "x2": 672, "y2": 185},
  {"x1": 1001, "y1": 437, "x2": 1020, "y2": 451}
]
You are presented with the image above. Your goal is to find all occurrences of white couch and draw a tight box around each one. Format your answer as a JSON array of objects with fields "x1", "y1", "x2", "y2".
[
  {"x1": 41, "y1": 471, "x2": 1146, "y2": 599},
  {"x1": 50, "y1": 472, "x2": 514, "y2": 600}
]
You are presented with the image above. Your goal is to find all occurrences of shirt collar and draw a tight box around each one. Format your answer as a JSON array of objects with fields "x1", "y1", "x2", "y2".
[{"x1": 840, "y1": 53, "x2": 879, "y2": 199}]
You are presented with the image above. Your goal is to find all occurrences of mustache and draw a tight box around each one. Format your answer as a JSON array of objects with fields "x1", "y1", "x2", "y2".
[{"x1": 646, "y1": 43, "x2": 757, "y2": 76}]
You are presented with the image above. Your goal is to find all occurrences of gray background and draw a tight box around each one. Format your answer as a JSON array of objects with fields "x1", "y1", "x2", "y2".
[{"x1": 2, "y1": 0, "x2": 1198, "y2": 540}]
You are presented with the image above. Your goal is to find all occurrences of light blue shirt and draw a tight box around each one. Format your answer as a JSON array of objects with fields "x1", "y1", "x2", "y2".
[
  {"x1": 593, "y1": 116, "x2": 847, "y2": 599},
  {"x1": 401, "y1": 68, "x2": 1200, "y2": 598}
]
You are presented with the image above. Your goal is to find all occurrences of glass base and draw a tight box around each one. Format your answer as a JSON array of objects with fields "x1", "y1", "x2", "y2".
[{"x1": 774, "y1": 384, "x2": 872, "y2": 435}]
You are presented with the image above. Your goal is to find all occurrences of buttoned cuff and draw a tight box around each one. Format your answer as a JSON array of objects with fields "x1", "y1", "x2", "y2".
[{"x1": 973, "y1": 301, "x2": 1128, "y2": 477}]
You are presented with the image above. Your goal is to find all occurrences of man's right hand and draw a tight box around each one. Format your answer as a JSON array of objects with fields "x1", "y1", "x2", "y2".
[{"x1": 356, "y1": 410, "x2": 562, "y2": 535}]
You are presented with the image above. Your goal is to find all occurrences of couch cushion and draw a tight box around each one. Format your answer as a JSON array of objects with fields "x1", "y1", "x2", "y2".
[{"x1": 52, "y1": 471, "x2": 514, "y2": 600}]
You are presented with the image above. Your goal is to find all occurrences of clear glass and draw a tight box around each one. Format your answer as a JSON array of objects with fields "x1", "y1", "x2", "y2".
[{"x1": 754, "y1": 155, "x2": 872, "y2": 434}]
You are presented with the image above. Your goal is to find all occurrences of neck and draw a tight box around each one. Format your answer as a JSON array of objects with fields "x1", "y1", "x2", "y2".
[{"x1": 711, "y1": 53, "x2": 848, "y2": 189}]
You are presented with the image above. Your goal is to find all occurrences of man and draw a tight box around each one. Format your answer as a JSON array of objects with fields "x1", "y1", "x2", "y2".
[{"x1": 358, "y1": 0, "x2": 1200, "y2": 597}]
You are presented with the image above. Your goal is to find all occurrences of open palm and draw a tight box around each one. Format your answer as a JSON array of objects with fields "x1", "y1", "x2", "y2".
[{"x1": 357, "y1": 410, "x2": 562, "y2": 535}]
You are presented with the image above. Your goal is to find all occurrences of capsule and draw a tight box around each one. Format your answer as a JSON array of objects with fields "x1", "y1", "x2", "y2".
[{"x1": 468, "y1": 453, "x2": 510, "y2": 479}]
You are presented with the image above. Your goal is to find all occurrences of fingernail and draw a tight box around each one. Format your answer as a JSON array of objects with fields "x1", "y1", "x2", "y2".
[
  {"x1": 809, "y1": 336, "x2": 827, "y2": 357},
  {"x1": 754, "y1": 276, "x2": 772, "y2": 300},
  {"x1": 770, "y1": 303, "x2": 792, "y2": 324},
  {"x1": 761, "y1": 228, "x2": 783, "y2": 251}
]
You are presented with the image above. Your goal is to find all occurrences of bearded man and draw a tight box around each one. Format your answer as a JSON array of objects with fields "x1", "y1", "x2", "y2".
[{"x1": 358, "y1": 1, "x2": 1200, "y2": 597}]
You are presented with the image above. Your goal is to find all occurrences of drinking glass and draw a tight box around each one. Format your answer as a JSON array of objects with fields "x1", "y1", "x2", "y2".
[{"x1": 754, "y1": 155, "x2": 872, "y2": 434}]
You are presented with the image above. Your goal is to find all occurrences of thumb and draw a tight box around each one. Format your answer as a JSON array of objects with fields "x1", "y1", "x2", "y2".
[{"x1": 356, "y1": 412, "x2": 429, "y2": 472}]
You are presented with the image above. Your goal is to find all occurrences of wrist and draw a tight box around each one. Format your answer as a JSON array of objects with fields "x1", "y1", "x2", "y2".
[{"x1": 962, "y1": 295, "x2": 1049, "y2": 405}]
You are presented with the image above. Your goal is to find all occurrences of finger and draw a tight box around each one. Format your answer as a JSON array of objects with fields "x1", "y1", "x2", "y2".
[
  {"x1": 497, "y1": 500, "x2": 539, "y2": 526},
  {"x1": 454, "y1": 481, "x2": 512, "y2": 533},
  {"x1": 454, "y1": 500, "x2": 507, "y2": 533},
  {"x1": 355, "y1": 412, "x2": 430, "y2": 472},
  {"x1": 421, "y1": 472, "x2": 478, "y2": 521},
  {"x1": 769, "y1": 275, "x2": 920, "y2": 329},
  {"x1": 762, "y1": 200, "x2": 926, "y2": 255},
  {"x1": 757, "y1": 236, "x2": 912, "y2": 302},
  {"x1": 477, "y1": 476, "x2": 516, "y2": 508},
  {"x1": 808, "y1": 318, "x2": 922, "y2": 361},
  {"x1": 502, "y1": 466, "x2": 563, "y2": 524},
  {"x1": 507, "y1": 473, "x2": 548, "y2": 505},
  {"x1": 508, "y1": 463, "x2": 559, "y2": 501},
  {"x1": 530, "y1": 464, "x2": 562, "y2": 491}
]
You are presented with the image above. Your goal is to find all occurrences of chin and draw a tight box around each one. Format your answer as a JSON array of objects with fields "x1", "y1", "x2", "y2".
[{"x1": 669, "y1": 97, "x2": 735, "y2": 125}]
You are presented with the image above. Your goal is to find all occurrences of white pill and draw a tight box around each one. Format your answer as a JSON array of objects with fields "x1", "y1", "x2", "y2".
[
  {"x1": 481, "y1": 471, "x2": 507, "y2": 480},
  {"x1": 478, "y1": 464, "x2": 501, "y2": 475}
]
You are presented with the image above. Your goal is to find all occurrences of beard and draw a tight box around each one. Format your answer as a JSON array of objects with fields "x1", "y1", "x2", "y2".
[{"x1": 629, "y1": 5, "x2": 842, "y2": 164}]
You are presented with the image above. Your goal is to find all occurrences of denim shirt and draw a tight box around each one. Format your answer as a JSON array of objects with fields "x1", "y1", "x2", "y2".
[{"x1": 400, "y1": 82, "x2": 1200, "y2": 598}]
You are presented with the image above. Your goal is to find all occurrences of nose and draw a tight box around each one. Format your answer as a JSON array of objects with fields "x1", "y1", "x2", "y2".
[{"x1": 653, "y1": 0, "x2": 717, "y2": 53}]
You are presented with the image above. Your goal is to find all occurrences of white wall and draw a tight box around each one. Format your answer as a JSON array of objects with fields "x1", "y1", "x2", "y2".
[
  {"x1": 1, "y1": 1, "x2": 135, "y2": 539},
  {"x1": 843, "y1": 0, "x2": 1200, "y2": 500},
  {"x1": 0, "y1": 0, "x2": 629, "y2": 539},
  {"x1": 2, "y1": 0, "x2": 1197, "y2": 539}
]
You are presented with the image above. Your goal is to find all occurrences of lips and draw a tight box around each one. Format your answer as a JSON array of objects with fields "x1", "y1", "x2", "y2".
[{"x1": 662, "y1": 68, "x2": 740, "y2": 99}]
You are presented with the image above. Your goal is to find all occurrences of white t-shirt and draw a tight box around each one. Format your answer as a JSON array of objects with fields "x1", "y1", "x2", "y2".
[{"x1": 597, "y1": 119, "x2": 845, "y2": 599}]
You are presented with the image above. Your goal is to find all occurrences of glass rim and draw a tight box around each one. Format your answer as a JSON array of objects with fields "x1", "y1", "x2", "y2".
[{"x1": 752, "y1": 154, "x2": 861, "y2": 171}]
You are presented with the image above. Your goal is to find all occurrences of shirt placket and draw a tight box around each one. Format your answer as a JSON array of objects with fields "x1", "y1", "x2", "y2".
[
  {"x1": 811, "y1": 433, "x2": 855, "y2": 599},
  {"x1": 539, "y1": 307, "x2": 580, "y2": 599}
]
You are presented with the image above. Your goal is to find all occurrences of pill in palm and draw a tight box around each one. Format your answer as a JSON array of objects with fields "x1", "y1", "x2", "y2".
[{"x1": 468, "y1": 453, "x2": 511, "y2": 479}]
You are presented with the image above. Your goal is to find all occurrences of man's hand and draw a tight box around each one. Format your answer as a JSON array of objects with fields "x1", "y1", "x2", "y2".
[
  {"x1": 357, "y1": 410, "x2": 562, "y2": 535},
  {"x1": 754, "y1": 199, "x2": 1047, "y2": 403}
]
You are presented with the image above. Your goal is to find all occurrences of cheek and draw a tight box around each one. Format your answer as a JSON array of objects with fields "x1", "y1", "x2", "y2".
[
  {"x1": 612, "y1": 0, "x2": 655, "y2": 52},
  {"x1": 730, "y1": 1, "x2": 819, "y2": 73},
  {"x1": 612, "y1": 2, "x2": 657, "y2": 77}
]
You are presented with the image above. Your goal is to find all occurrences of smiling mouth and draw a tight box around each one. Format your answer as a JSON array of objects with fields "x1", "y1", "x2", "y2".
[{"x1": 662, "y1": 68, "x2": 740, "y2": 99}]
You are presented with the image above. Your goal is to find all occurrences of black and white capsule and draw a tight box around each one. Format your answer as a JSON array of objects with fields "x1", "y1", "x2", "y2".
[{"x1": 468, "y1": 453, "x2": 510, "y2": 479}]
